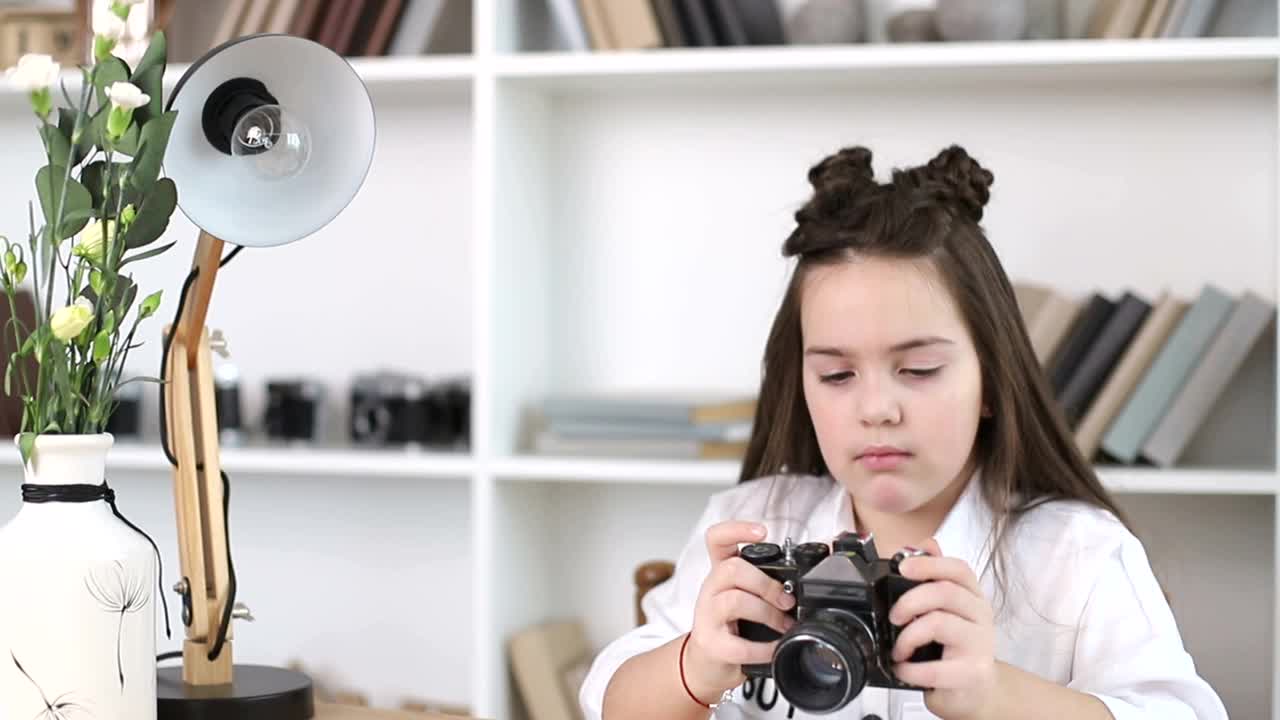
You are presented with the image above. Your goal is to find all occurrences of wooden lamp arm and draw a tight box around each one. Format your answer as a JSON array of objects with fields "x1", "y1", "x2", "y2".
[
  {"x1": 173, "y1": 231, "x2": 224, "y2": 369},
  {"x1": 165, "y1": 229, "x2": 233, "y2": 685}
]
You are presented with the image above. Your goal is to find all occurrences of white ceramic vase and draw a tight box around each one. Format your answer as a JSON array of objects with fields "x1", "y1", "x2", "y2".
[{"x1": 0, "y1": 433, "x2": 157, "y2": 720}]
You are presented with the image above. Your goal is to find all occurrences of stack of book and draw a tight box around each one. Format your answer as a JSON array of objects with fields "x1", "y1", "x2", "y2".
[
  {"x1": 1016, "y1": 281, "x2": 1276, "y2": 468},
  {"x1": 528, "y1": 392, "x2": 755, "y2": 460}
]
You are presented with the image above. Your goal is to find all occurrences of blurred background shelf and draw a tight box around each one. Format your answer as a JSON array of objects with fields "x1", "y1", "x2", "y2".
[
  {"x1": 0, "y1": 55, "x2": 478, "y2": 101},
  {"x1": 492, "y1": 36, "x2": 1280, "y2": 90},
  {"x1": 0, "y1": 441, "x2": 475, "y2": 478}
]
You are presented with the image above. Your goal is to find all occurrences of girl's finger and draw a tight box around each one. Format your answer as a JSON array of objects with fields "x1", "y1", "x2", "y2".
[
  {"x1": 898, "y1": 546, "x2": 981, "y2": 596},
  {"x1": 720, "y1": 557, "x2": 796, "y2": 612},
  {"x1": 891, "y1": 610, "x2": 976, "y2": 664},
  {"x1": 714, "y1": 588, "x2": 796, "y2": 636},
  {"x1": 889, "y1": 579, "x2": 989, "y2": 626},
  {"x1": 892, "y1": 657, "x2": 994, "y2": 691},
  {"x1": 706, "y1": 521, "x2": 768, "y2": 563},
  {"x1": 708, "y1": 634, "x2": 779, "y2": 666}
]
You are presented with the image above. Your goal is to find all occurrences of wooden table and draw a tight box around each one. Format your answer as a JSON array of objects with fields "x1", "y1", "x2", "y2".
[{"x1": 315, "y1": 702, "x2": 478, "y2": 719}]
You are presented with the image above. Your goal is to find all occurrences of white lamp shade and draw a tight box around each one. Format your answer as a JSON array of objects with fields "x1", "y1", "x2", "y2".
[{"x1": 164, "y1": 34, "x2": 376, "y2": 248}]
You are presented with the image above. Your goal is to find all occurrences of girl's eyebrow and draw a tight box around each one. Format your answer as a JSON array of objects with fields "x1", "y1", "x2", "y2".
[{"x1": 804, "y1": 336, "x2": 955, "y2": 357}]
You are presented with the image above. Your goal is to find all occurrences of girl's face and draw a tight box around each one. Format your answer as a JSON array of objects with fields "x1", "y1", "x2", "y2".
[{"x1": 800, "y1": 255, "x2": 984, "y2": 516}]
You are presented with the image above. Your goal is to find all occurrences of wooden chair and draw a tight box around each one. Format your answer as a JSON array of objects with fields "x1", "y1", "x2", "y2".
[{"x1": 633, "y1": 560, "x2": 675, "y2": 626}]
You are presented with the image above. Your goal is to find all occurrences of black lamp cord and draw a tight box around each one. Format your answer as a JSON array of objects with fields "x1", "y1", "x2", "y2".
[
  {"x1": 20, "y1": 481, "x2": 172, "y2": 640},
  {"x1": 154, "y1": 244, "x2": 245, "y2": 665}
]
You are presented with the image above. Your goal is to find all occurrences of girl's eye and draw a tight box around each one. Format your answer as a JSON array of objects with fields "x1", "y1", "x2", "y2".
[
  {"x1": 819, "y1": 371, "x2": 854, "y2": 384},
  {"x1": 901, "y1": 367, "x2": 942, "y2": 378}
]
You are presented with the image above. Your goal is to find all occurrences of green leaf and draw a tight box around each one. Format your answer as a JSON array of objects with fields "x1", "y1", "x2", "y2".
[
  {"x1": 122, "y1": 177, "x2": 176, "y2": 249},
  {"x1": 81, "y1": 160, "x2": 136, "y2": 212},
  {"x1": 38, "y1": 123, "x2": 73, "y2": 170},
  {"x1": 93, "y1": 329, "x2": 110, "y2": 363},
  {"x1": 104, "y1": 309, "x2": 116, "y2": 335},
  {"x1": 112, "y1": 119, "x2": 142, "y2": 157},
  {"x1": 34, "y1": 165, "x2": 93, "y2": 240},
  {"x1": 61, "y1": 207, "x2": 97, "y2": 227},
  {"x1": 86, "y1": 105, "x2": 110, "y2": 155},
  {"x1": 58, "y1": 108, "x2": 94, "y2": 166},
  {"x1": 138, "y1": 290, "x2": 162, "y2": 319},
  {"x1": 120, "y1": 276, "x2": 137, "y2": 318},
  {"x1": 132, "y1": 30, "x2": 167, "y2": 77},
  {"x1": 120, "y1": 239, "x2": 175, "y2": 267},
  {"x1": 92, "y1": 57, "x2": 131, "y2": 109},
  {"x1": 117, "y1": 375, "x2": 163, "y2": 388},
  {"x1": 129, "y1": 111, "x2": 176, "y2": 194},
  {"x1": 81, "y1": 273, "x2": 135, "y2": 316},
  {"x1": 19, "y1": 432, "x2": 34, "y2": 465}
]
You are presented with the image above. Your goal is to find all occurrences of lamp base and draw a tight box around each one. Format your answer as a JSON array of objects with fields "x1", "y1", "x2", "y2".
[{"x1": 157, "y1": 664, "x2": 314, "y2": 720}]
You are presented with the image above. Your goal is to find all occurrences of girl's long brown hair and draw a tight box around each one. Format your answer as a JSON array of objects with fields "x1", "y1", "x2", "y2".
[{"x1": 739, "y1": 144, "x2": 1137, "y2": 600}]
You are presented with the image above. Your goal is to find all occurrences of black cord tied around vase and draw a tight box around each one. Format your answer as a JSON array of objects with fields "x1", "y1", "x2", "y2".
[{"x1": 21, "y1": 480, "x2": 172, "y2": 639}]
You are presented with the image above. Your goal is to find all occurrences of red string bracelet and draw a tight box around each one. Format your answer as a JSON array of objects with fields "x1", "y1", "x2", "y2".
[{"x1": 679, "y1": 632, "x2": 713, "y2": 710}]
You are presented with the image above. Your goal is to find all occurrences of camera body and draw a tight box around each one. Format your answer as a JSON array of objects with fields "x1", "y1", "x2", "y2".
[
  {"x1": 737, "y1": 531, "x2": 943, "y2": 714},
  {"x1": 263, "y1": 378, "x2": 325, "y2": 442},
  {"x1": 349, "y1": 371, "x2": 470, "y2": 448}
]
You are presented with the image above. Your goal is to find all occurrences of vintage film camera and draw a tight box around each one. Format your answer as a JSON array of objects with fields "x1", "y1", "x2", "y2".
[
  {"x1": 263, "y1": 377, "x2": 325, "y2": 443},
  {"x1": 349, "y1": 371, "x2": 470, "y2": 448},
  {"x1": 737, "y1": 532, "x2": 943, "y2": 714}
]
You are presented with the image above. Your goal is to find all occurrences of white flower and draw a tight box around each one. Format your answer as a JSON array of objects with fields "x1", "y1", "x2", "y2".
[
  {"x1": 4, "y1": 54, "x2": 59, "y2": 92},
  {"x1": 50, "y1": 298, "x2": 94, "y2": 342},
  {"x1": 93, "y1": 2, "x2": 128, "y2": 40},
  {"x1": 75, "y1": 220, "x2": 116, "y2": 262},
  {"x1": 106, "y1": 82, "x2": 149, "y2": 110},
  {"x1": 112, "y1": 39, "x2": 147, "y2": 70}
]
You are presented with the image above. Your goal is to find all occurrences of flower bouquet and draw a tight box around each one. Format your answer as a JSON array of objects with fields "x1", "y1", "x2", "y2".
[
  {"x1": 0, "y1": 3, "x2": 179, "y2": 718},
  {"x1": 2, "y1": 0, "x2": 179, "y2": 463}
]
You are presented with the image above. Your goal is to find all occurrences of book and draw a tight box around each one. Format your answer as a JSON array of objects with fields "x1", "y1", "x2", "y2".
[
  {"x1": 1100, "y1": 285, "x2": 1234, "y2": 463},
  {"x1": 1047, "y1": 293, "x2": 1115, "y2": 395},
  {"x1": 1058, "y1": 291, "x2": 1151, "y2": 426},
  {"x1": 1074, "y1": 292, "x2": 1187, "y2": 459},
  {"x1": 1026, "y1": 289, "x2": 1083, "y2": 367},
  {"x1": 1140, "y1": 290, "x2": 1276, "y2": 467},
  {"x1": 531, "y1": 429, "x2": 748, "y2": 459},
  {"x1": 539, "y1": 392, "x2": 755, "y2": 426}
]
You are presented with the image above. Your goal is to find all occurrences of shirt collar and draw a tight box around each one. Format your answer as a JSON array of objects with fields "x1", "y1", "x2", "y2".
[{"x1": 818, "y1": 467, "x2": 995, "y2": 578}]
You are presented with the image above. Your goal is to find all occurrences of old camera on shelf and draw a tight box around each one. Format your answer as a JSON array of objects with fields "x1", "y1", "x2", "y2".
[
  {"x1": 348, "y1": 371, "x2": 470, "y2": 448},
  {"x1": 263, "y1": 377, "x2": 325, "y2": 443},
  {"x1": 737, "y1": 532, "x2": 943, "y2": 715}
]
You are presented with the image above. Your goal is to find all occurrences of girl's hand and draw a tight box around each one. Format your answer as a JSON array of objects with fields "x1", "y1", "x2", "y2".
[
  {"x1": 682, "y1": 521, "x2": 797, "y2": 705},
  {"x1": 889, "y1": 538, "x2": 1000, "y2": 720}
]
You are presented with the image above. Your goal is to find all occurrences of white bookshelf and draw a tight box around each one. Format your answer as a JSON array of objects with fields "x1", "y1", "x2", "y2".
[{"x1": 0, "y1": 1, "x2": 1277, "y2": 718}]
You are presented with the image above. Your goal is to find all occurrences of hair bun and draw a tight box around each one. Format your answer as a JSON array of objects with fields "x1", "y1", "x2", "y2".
[
  {"x1": 789, "y1": 146, "x2": 878, "y2": 250},
  {"x1": 807, "y1": 146, "x2": 874, "y2": 190},
  {"x1": 919, "y1": 145, "x2": 993, "y2": 222}
]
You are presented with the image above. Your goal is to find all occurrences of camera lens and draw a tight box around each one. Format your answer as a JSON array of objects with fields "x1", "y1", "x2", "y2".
[
  {"x1": 772, "y1": 611, "x2": 872, "y2": 714},
  {"x1": 799, "y1": 643, "x2": 845, "y2": 686}
]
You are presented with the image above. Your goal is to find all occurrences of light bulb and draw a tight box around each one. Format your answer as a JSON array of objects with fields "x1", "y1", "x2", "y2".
[{"x1": 230, "y1": 104, "x2": 311, "y2": 180}]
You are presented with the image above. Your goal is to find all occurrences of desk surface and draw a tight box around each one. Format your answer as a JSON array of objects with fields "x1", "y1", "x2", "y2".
[{"x1": 315, "y1": 702, "x2": 475, "y2": 720}]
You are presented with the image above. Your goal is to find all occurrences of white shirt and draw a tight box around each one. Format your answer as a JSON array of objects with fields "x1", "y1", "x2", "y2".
[{"x1": 579, "y1": 472, "x2": 1228, "y2": 720}]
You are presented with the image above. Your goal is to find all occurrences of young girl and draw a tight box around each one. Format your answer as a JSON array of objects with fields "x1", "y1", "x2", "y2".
[{"x1": 577, "y1": 145, "x2": 1228, "y2": 720}]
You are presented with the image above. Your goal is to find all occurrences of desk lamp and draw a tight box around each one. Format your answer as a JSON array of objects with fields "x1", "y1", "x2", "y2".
[{"x1": 153, "y1": 33, "x2": 375, "y2": 720}]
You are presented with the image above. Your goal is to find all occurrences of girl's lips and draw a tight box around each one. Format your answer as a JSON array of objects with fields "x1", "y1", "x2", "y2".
[{"x1": 857, "y1": 450, "x2": 911, "y2": 471}]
